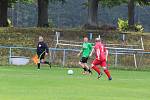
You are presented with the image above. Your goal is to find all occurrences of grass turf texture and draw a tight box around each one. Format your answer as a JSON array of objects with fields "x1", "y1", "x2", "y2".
[{"x1": 0, "y1": 65, "x2": 149, "y2": 100}]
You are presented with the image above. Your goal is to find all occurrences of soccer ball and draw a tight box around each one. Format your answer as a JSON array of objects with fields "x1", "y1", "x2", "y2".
[{"x1": 67, "y1": 69, "x2": 74, "y2": 75}]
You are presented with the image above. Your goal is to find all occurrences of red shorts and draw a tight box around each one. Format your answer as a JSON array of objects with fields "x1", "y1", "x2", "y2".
[{"x1": 92, "y1": 59, "x2": 106, "y2": 67}]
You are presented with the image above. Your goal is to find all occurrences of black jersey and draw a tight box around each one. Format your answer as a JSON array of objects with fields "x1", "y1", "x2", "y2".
[{"x1": 36, "y1": 42, "x2": 49, "y2": 55}]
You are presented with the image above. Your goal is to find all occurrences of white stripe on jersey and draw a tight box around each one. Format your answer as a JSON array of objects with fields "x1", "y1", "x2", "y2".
[{"x1": 97, "y1": 49, "x2": 100, "y2": 60}]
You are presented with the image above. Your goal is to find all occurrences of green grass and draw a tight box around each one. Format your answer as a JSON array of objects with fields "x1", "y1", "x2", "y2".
[{"x1": 0, "y1": 65, "x2": 150, "y2": 100}]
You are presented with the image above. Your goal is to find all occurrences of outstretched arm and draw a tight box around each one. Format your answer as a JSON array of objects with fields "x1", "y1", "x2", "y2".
[
  {"x1": 89, "y1": 48, "x2": 94, "y2": 57},
  {"x1": 105, "y1": 49, "x2": 108, "y2": 61},
  {"x1": 77, "y1": 50, "x2": 82, "y2": 57},
  {"x1": 45, "y1": 43, "x2": 49, "y2": 55}
]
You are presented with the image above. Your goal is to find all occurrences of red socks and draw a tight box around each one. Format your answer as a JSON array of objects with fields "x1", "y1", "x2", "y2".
[
  {"x1": 92, "y1": 66, "x2": 100, "y2": 75},
  {"x1": 104, "y1": 69, "x2": 111, "y2": 78},
  {"x1": 92, "y1": 66, "x2": 111, "y2": 79}
]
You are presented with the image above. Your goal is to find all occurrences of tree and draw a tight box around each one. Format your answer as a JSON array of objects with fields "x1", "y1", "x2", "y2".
[
  {"x1": 37, "y1": 0, "x2": 49, "y2": 27},
  {"x1": 0, "y1": 0, "x2": 9, "y2": 27},
  {"x1": 87, "y1": 0, "x2": 99, "y2": 27},
  {"x1": 101, "y1": 0, "x2": 150, "y2": 29},
  {"x1": 128, "y1": 0, "x2": 135, "y2": 27},
  {"x1": 37, "y1": 0, "x2": 65, "y2": 27},
  {"x1": 85, "y1": 0, "x2": 127, "y2": 29},
  {"x1": 0, "y1": 0, "x2": 33, "y2": 27},
  {"x1": 128, "y1": 0, "x2": 150, "y2": 28}
]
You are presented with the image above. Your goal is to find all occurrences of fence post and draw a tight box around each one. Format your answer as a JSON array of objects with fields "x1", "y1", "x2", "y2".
[
  {"x1": 49, "y1": 48, "x2": 52, "y2": 64},
  {"x1": 141, "y1": 36, "x2": 144, "y2": 50},
  {"x1": 9, "y1": 47, "x2": 12, "y2": 64},
  {"x1": 62, "y1": 50, "x2": 66, "y2": 67},
  {"x1": 133, "y1": 54, "x2": 138, "y2": 68},
  {"x1": 115, "y1": 50, "x2": 118, "y2": 67}
]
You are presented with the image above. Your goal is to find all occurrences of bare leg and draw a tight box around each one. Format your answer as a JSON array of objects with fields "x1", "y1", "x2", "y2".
[
  {"x1": 79, "y1": 62, "x2": 87, "y2": 74},
  {"x1": 84, "y1": 63, "x2": 92, "y2": 74}
]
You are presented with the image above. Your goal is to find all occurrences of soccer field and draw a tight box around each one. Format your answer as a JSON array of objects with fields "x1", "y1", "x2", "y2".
[{"x1": 0, "y1": 66, "x2": 149, "y2": 100}]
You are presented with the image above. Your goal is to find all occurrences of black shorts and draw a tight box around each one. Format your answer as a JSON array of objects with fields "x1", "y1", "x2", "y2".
[
  {"x1": 80, "y1": 57, "x2": 88, "y2": 63},
  {"x1": 38, "y1": 53, "x2": 45, "y2": 60}
]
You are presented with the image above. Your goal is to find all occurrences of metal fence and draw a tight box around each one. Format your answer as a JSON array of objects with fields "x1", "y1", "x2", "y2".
[
  {"x1": 0, "y1": 46, "x2": 150, "y2": 69},
  {"x1": 0, "y1": 46, "x2": 80, "y2": 67}
]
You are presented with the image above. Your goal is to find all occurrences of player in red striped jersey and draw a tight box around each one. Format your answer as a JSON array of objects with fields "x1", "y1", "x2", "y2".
[{"x1": 90, "y1": 38, "x2": 112, "y2": 80}]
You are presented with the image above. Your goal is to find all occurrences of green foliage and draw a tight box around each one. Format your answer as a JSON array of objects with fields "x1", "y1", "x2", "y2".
[
  {"x1": 8, "y1": 0, "x2": 34, "y2": 7},
  {"x1": 135, "y1": 24, "x2": 144, "y2": 32},
  {"x1": 118, "y1": 18, "x2": 128, "y2": 32},
  {"x1": 7, "y1": 19, "x2": 13, "y2": 27},
  {"x1": 49, "y1": 0, "x2": 66, "y2": 4},
  {"x1": 81, "y1": 2, "x2": 88, "y2": 9},
  {"x1": 8, "y1": 0, "x2": 66, "y2": 6},
  {"x1": 100, "y1": 0, "x2": 150, "y2": 8},
  {"x1": 118, "y1": 18, "x2": 144, "y2": 32},
  {"x1": 84, "y1": 0, "x2": 128, "y2": 8},
  {"x1": 101, "y1": 0, "x2": 128, "y2": 8},
  {"x1": 48, "y1": 19, "x2": 55, "y2": 28},
  {"x1": 137, "y1": 0, "x2": 150, "y2": 6}
]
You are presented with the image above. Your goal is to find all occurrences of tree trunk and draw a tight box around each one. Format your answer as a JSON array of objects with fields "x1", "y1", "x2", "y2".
[
  {"x1": 37, "y1": 0, "x2": 49, "y2": 27},
  {"x1": 128, "y1": 0, "x2": 135, "y2": 28},
  {"x1": 0, "y1": 0, "x2": 8, "y2": 27},
  {"x1": 87, "y1": 0, "x2": 99, "y2": 27}
]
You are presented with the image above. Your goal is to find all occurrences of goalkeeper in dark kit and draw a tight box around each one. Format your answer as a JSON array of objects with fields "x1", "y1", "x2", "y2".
[{"x1": 36, "y1": 36, "x2": 51, "y2": 69}]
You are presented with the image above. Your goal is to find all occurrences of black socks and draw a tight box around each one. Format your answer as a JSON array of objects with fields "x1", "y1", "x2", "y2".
[
  {"x1": 37, "y1": 61, "x2": 51, "y2": 69},
  {"x1": 83, "y1": 68, "x2": 92, "y2": 73},
  {"x1": 83, "y1": 68, "x2": 87, "y2": 71},
  {"x1": 45, "y1": 61, "x2": 50, "y2": 65},
  {"x1": 88, "y1": 69, "x2": 92, "y2": 73},
  {"x1": 37, "y1": 63, "x2": 40, "y2": 69}
]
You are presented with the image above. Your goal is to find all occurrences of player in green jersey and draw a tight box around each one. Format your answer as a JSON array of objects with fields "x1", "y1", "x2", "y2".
[{"x1": 77, "y1": 37, "x2": 92, "y2": 74}]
